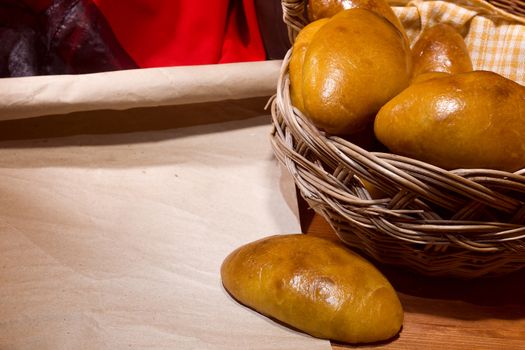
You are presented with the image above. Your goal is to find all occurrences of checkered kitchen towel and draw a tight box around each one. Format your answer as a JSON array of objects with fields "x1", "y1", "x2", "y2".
[{"x1": 393, "y1": 0, "x2": 525, "y2": 84}]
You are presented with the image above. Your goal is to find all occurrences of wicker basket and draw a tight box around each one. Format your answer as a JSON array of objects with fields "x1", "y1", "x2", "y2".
[{"x1": 271, "y1": 0, "x2": 525, "y2": 278}]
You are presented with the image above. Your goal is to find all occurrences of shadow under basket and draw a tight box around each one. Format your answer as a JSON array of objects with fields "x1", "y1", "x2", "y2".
[{"x1": 271, "y1": 0, "x2": 525, "y2": 278}]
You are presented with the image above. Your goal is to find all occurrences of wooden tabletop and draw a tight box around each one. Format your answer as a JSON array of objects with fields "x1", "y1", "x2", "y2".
[{"x1": 299, "y1": 197, "x2": 525, "y2": 350}]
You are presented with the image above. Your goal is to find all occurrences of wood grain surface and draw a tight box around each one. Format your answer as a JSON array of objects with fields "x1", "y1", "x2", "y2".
[{"x1": 298, "y1": 197, "x2": 525, "y2": 350}]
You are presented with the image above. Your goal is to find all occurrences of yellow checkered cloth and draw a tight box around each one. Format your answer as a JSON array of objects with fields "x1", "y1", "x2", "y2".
[{"x1": 392, "y1": 0, "x2": 525, "y2": 84}]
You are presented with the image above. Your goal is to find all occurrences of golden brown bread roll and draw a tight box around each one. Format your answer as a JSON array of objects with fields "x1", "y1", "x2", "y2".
[
  {"x1": 411, "y1": 23, "x2": 473, "y2": 80},
  {"x1": 374, "y1": 70, "x2": 525, "y2": 171},
  {"x1": 410, "y1": 71, "x2": 451, "y2": 84},
  {"x1": 307, "y1": 0, "x2": 407, "y2": 42},
  {"x1": 289, "y1": 18, "x2": 329, "y2": 113},
  {"x1": 221, "y1": 234, "x2": 404, "y2": 344},
  {"x1": 296, "y1": 9, "x2": 412, "y2": 135}
]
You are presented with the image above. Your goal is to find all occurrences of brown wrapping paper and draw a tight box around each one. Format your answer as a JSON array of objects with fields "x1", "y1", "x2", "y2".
[{"x1": 0, "y1": 64, "x2": 330, "y2": 349}]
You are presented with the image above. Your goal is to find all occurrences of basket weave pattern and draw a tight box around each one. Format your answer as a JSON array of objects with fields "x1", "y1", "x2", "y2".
[{"x1": 271, "y1": 0, "x2": 525, "y2": 278}]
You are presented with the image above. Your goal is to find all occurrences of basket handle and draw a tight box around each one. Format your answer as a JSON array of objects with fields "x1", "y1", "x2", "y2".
[{"x1": 281, "y1": 0, "x2": 308, "y2": 43}]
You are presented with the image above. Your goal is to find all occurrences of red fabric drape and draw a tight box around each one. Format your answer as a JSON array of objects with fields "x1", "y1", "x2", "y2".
[{"x1": 91, "y1": 0, "x2": 266, "y2": 68}]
